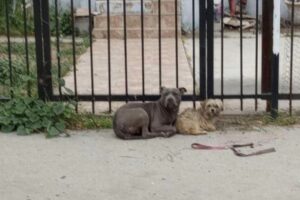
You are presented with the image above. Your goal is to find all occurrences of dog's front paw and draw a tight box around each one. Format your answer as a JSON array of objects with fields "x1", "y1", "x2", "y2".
[{"x1": 207, "y1": 126, "x2": 216, "y2": 131}]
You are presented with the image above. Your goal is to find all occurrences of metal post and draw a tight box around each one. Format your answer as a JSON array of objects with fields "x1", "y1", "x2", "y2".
[
  {"x1": 33, "y1": 0, "x2": 52, "y2": 101},
  {"x1": 32, "y1": 0, "x2": 45, "y2": 100},
  {"x1": 261, "y1": 1, "x2": 273, "y2": 111},
  {"x1": 41, "y1": 0, "x2": 53, "y2": 99},
  {"x1": 207, "y1": 0, "x2": 214, "y2": 98},
  {"x1": 271, "y1": 0, "x2": 280, "y2": 118},
  {"x1": 199, "y1": 0, "x2": 207, "y2": 100}
]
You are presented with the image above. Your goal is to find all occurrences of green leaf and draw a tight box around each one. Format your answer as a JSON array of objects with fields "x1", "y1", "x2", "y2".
[
  {"x1": 0, "y1": 116, "x2": 11, "y2": 125},
  {"x1": 25, "y1": 109, "x2": 33, "y2": 117},
  {"x1": 63, "y1": 87, "x2": 74, "y2": 95},
  {"x1": 23, "y1": 98, "x2": 34, "y2": 106},
  {"x1": 15, "y1": 103, "x2": 26, "y2": 114},
  {"x1": 16, "y1": 125, "x2": 27, "y2": 135},
  {"x1": 68, "y1": 100, "x2": 77, "y2": 107},
  {"x1": 34, "y1": 100, "x2": 44, "y2": 107},
  {"x1": 53, "y1": 103, "x2": 65, "y2": 115},
  {"x1": 31, "y1": 121, "x2": 42, "y2": 130},
  {"x1": 29, "y1": 114, "x2": 39, "y2": 122},
  {"x1": 20, "y1": 75, "x2": 34, "y2": 82},
  {"x1": 58, "y1": 78, "x2": 65, "y2": 86},
  {"x1": 47, "y1": 126, "x2": 60, "y2": 138},
  {"x1": 55, "y1": 122, "x2": 65, "y2": 132},
  {"x1": 42, "y1": 118, "x2": 52, "y2": 128},
  {"x1": 1, "y1": 124, "x2": 15, "y2": 133}
]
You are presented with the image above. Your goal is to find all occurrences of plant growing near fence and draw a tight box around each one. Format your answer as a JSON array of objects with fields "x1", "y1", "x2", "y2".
[
  {"x1": 0, "y1": 58, "x2": 35, "y2": 95},
  {"x1": 0, "y1": 98, "x2": 75, "y2": 138},
  {"x1": 0, "y1": 2, "x2": 72, "y2": 36},
  {"x1": 0, "y1": 0, "x2": 34, "y2": 36},
  {"x1": 0, "y1": 97, "x2": 113, "y2": 137},
  {"x1": 49, "y1": 5, "x2": 73, "y2": 36},
  {"x1": 0, "y1": 38, "x2": 89, "y2": 97}
]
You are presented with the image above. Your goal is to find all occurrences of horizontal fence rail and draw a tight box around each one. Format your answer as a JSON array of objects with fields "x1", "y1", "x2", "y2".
[{"x1": 0, "y1": 0, "x2": 299, "y2": 115}]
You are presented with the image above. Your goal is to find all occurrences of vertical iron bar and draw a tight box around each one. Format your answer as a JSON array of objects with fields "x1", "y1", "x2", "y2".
[
  {"x1": 141, "y1": 0, "x2": 145, "y2": 101},
  {"x1": 255, "y1": 0, "x2": 259, "y2": 111},
  {"x1": 175, "y1": 0, "x2": 179, "y2": 88},
  {"x1": 207, "y1": 0, "x2": 214, "y2": 98},
  {"x1": 123, "y1": 0, "x2": 129, "y2": 102},
  {"x1": 41, "y1": 0, "x2": 53, "y2": 99},
  {"x1": 239, "y1": 0, "x2": 243, "y2": 111},
  {"x1": 55, "y1": 0, "x2": 62, "y2": 99},
  {"x1": 88, "y1": 0, "x2": 95, "y2": 113},
  {"x1": 192, "y1": 0, "x2": 195, "y2": 108},
  {"x1": 5, "y1": 0, "x2": 13, "y2": 97},
  {"x1": 71, "y1": 0, "x2": 78, "y2": 112},
  {"x1": 199, "y1": 0, "x2": 206, "y2": 100},
  {"x1": 221, "y1": 0, "x2": 224, "y2": 101},
  {"x1": 158, "y1": 0, "x2": 162, "y2": 89},
  {"x1": 33, "y1": 0, "x2": 45, "y2": 100},
  {"x1": 261, "y1": 1, "x2": 273, "y2": 112},
  {"x1": 107, "y1": 0, "x2": 112, "y2": 112},
  {"x1": 22, "y1": 0, "x2": 31, "y2": 97},
  {"x1": 289, "y1": 0, "x2": 295, "y2": 115},
  {"x1": 271, "y1": 56, "x2": 279, "y2": 118},
  {"x1": 271, "y1": 0, "x2": 280, "y2": 118}
]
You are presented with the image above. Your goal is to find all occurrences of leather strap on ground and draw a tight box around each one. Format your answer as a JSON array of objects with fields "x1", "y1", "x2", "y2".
[{"x1": 191, "y1": 143, "x2": 276, "y2": 157}]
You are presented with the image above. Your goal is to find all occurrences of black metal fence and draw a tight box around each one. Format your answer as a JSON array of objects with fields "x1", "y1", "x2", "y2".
[{"x1": 0, "y1": 0, "x2": 299, "y2": 115}]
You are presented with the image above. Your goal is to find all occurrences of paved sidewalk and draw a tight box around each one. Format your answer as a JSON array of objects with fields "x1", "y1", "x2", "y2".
[
  {"x1": 62, "y1": 38, "x2": 194, "y2": 113},
  {"x1": 183, "y1": 34, "x2": 300, "y2": 95},
  {"x1": 61, "y1": 34, "x2": 300, "y2": 113},
  {"x1": 63, "y1": 38, "x2": 192, "y2": 95},
  {"x1": 1, "y1": 127, "x2": 300, "y2": 200}
]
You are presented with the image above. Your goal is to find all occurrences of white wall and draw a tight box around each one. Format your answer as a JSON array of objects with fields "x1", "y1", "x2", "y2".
[
  {"x1": 53, "y1": 0, "x2": 292, "y2": 32},
  {"x1": 181, "y1": 0, "x2": 200, "y2": 32},
  {"x1": 49, "y1": 0, "x2": 97, "y2": 11},
  {"x1": 181, "y1": 0, "x2": 291, "y2": 32}
]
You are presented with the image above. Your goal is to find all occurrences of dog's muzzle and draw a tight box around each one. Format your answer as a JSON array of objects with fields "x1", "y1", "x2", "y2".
[
  {"x1": 165, "y1": 95, "x2": 178, "y2": 108},
  {"x1": 208, "y1": 108, "x2": 219, "y2": 117}
]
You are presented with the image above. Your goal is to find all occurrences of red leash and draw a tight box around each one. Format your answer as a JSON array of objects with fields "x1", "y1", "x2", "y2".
[{"x1": 191, "y1": 143, "x2": 276, "y2": 157}]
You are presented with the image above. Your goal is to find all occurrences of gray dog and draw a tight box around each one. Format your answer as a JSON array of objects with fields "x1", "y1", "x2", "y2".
[{"x1": 113, "y1": 87, "x2": 187, "y2": 139}]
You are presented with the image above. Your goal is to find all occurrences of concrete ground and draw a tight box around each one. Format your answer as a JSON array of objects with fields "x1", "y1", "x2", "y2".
[
  {"x1": 183, "y1": 33, "x2": 300, "y2": 95},
  {"x1": 1, "y1": 127, "x2": 300, "y2": 200}
]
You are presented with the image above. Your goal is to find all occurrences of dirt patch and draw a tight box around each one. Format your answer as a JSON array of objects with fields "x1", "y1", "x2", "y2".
[{"x1": 217, "y1": 113, "x2": 300, "y2": 131}]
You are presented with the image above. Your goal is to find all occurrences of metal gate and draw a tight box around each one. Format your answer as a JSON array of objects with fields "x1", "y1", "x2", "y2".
[
  {"x1": 1, "y1": 0, "x2": 299, "y2": 115},
  {"x1": 32, "y1": 0, "x2": 216, "y2": 111}
]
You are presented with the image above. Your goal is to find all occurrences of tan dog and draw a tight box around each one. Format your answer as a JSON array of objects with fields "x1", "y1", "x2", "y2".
[{"x1": 176, "y1": 99, "x2": 223, "y2": 135}]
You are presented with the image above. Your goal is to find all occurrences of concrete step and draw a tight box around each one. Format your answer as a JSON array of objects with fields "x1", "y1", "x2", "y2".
[
  {"x1": 96, "y1": 0, "x2": 180, "y2": 15},
  {"x1": 93, "y1": 27, "x2": 181, "y2": 38},
  {"x1": 94, "y1": 14, "x2": 181, "y2": 29}
]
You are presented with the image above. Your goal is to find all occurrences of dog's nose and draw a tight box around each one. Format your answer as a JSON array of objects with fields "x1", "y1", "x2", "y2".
[
  {"x1": 211, "y1": 109, "x2": 215, "y2": 113},
  {"x1": 166, "y1": 96, "x2": 177, "y2": 107}
]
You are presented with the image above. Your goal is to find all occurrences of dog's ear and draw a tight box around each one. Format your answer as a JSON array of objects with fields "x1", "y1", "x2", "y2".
[
  {"x1": 217, "y1": 100, "x2": 224, "y2": 111},
  {"x1": 179, "y1": 87, "x2": 187, "y2": 94},
  {"x1": 160, "y1": 86, "x2": 166, "y2": 94},
  {"x1": 219, "y1": 103, "x2": 224, "y2": 111}
]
